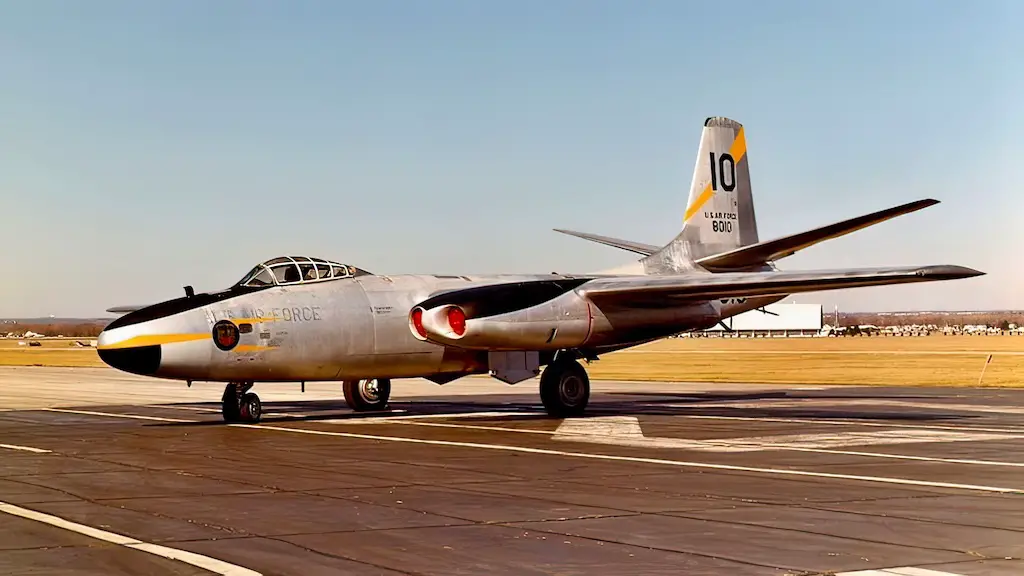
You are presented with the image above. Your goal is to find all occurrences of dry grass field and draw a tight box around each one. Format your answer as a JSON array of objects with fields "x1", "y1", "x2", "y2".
[
  {"x1": 587, "y1": 335, "x2": 1024, "y2": 387},
  {"x1": 1, "y1": 335, "x2": 1022, "y2": 387}
]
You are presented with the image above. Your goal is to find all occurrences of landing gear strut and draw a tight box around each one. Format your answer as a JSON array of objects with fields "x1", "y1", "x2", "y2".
[
  {"x1": 343, "y1": 378, "x2": 392, "y2": 412},
  {"x1": 539, "y1": 357, "x2": 590, "y2": 417},
  {"x1": 221, "y1": 382, "x2": 262, "y2": 423}
]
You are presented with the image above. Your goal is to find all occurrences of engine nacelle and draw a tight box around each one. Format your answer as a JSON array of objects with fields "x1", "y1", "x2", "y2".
[{"x1": 409, "y1": 290, "x2": 592, "y2": 351}]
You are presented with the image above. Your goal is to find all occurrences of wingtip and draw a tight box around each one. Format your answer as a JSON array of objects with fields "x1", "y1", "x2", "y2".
[{"x1": 919, "y1": 265, "x2": 985, "y2": 280}]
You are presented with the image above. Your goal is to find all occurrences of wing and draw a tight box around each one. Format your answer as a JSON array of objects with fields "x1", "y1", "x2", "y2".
[
  {"x1": 695, "y1": 199, "x2": 939, "y2": 271},
  {"x1": 578, "y1": 265, "x2": 983, "y2": 303},
  {"x1": 553, "y1": 229, "x2": 659, "y2": 256}
]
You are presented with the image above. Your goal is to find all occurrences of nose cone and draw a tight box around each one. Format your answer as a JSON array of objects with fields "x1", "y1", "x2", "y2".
[{"x1": 97, "y1": 342, "x2": 162, "y2": 376}]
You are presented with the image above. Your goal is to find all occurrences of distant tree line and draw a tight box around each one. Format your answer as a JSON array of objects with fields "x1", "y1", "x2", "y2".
[
  {"x1": 831, "y1": 311, "x2": 1024, "y2": 330},
  {"x1": 3, "y1": 321, "x2": 108, "y2": 338}
]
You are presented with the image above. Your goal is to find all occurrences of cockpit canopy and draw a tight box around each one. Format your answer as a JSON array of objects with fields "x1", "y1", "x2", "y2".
[{"x1": 236, "y1": 257, "x2": 370, "y2": 288}]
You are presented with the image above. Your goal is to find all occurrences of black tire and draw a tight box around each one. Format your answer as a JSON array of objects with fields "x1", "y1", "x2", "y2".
[
  {"x1": 221, "y1": 383, "x2": 241, "y2": 423},
  {"x1": 343, "y1": 378, "x2": 391, "y2": 411},
  {"x1": 239, "y1": 392, "x2": 262, "y2": 423},
  {"x1": 540, "y1": 359, "x2": 590, "y2": 417}
]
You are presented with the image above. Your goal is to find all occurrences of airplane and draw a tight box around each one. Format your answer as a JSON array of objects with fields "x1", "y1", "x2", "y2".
[{"x1": 97, "y1": 116, "x2": 983, "y2": 424}]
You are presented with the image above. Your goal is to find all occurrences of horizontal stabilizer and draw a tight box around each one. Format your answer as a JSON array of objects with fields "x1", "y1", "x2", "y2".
[
  {"x1": 106, "y1": 305, "x2": 147, "y2": 315},
  {"x1": 553, "y1": 229, "x2": 659, "y2": 256},
  {"x1": 695, "y1": 199, "x2": 940, "y2": 271},
  {"x1": 579, "y1": 264, "x2": 983, "y2": 303}
]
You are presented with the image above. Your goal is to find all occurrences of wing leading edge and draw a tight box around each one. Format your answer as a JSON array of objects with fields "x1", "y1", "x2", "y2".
[{"x1": 577, "y1": 265, "x2": 983, "y2": 303}]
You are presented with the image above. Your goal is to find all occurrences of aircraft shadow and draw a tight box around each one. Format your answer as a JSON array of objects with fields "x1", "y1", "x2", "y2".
[{"x1": 146, "y1": 393, "x2": 977, "y2": 428}]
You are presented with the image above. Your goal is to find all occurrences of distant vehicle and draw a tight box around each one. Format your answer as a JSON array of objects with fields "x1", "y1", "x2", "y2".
[{"x1": 97, "y1": 117, "x2": 983, "y2": 423}]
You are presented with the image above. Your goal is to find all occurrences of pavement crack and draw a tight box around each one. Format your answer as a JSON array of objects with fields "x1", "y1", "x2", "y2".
[
  {"x1": 260, "y1": 535, "x2": 424, "y2": 576},
  {"x1": 491, "y1": 521, "x2": 794, "y2": 571}
]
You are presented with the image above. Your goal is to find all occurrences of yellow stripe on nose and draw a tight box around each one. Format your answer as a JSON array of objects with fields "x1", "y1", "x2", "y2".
[{"x1": 97, "y1": 333, "x2": 209, "y2": 350}]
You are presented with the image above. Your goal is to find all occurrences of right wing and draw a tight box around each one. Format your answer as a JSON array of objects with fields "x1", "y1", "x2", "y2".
[
  {"x1": 578, "y1": 264, "x2": 982, "y2": 303},
  {"x1": 695, "y1": 199, "x2": 939, "y2": 271}
]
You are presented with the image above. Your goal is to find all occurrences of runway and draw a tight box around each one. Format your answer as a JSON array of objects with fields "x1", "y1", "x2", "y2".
[{"x1": 1, "y1": 368, "x2": 1024, "y2": 575}]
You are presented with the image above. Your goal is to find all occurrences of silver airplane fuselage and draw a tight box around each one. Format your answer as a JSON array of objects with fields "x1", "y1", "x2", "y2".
[{"x1": 96, "y1": 271, "x2": 774, "y2": 384}]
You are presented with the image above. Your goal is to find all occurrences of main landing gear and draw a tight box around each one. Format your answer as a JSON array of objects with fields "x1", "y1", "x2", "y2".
[
  {"x1": 539, "y1": 357, "x2": 591, "y2": 417},
  {"x1": 343, "y1": 378, "x2": 392, "y2": 412},
  {"x1": 221, "y1": 382, "x2": 262, "y2": 423}
]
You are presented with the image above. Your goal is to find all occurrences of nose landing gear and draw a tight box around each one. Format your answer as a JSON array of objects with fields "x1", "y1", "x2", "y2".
[{"x1": 221, "y1": 382, "x2": 262, "y2": 423}]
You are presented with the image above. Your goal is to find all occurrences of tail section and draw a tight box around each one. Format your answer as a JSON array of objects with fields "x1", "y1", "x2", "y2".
[{"x1": 642, "y1": 117, "x2": 759, "y2": 273}]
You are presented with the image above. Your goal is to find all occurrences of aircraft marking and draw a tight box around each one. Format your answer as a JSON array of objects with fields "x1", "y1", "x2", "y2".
[
  {"x1": 214, "y1": 306, "x2": 323, "y2": 323},
  {"x1": 96, "y1": 333, "x2": 207, "y2": 350},
  {"x1": 0, "y1": 501, "x2": 262, "y2": 576},
  {"x1": 684, "y1": 126, "x2": 746, "y2": 223}
]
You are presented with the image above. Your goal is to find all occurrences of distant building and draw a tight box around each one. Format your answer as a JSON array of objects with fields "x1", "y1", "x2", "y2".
[{"x1": 696, "y1": 303, "x2": 824, "y2": 337}]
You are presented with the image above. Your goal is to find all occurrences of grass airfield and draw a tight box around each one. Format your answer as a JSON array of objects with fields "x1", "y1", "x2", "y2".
[{"x1": 2, "y1": 334, "x2": 1021, "y2": 387}]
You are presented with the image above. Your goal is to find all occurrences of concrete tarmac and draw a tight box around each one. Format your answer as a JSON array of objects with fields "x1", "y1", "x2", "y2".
[{"x1": 2, "y1": 367, "x2": 1024, "y2": 575}]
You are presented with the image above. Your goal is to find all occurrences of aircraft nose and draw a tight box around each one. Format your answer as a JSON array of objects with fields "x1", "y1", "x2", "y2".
[{"x1": 96, "y1": 329, "x2": 162, "y2": 376}]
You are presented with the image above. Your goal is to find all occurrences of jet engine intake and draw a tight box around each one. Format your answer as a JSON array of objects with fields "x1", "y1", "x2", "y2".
[{"x1": 409, "y1": 290, "x2": 592, "y2": 351}]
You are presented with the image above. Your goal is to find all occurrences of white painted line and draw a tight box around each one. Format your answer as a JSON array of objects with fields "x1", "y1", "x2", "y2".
[
  {"x1": 0, "y1": 443, "x2": 51, "y2": 454},
  {"x1": 837, "y1": 567, "x2": 966, "y2": 576},
  {"x1": 0, "y1": 501, "x2": 261, "y2": 575},
  {"x1": 767, "y1": 446, "x2": 1024, "y2": 468},
  {"x1": 693, "y1": 398, "x2": 1024, "y2": 416},
  {"x1": 621, "y1": 349, "x2": 1024, "y2": 356},
  {"x1": 384, "y1": 417, "x2": 1024, "y2": 468},
  {"x1": 41, "y1": 408, "x2": 194, "y2": 423},
  {"x1": 553, "y1": 417, "x2": 1022, "y2": 453},
  {"x1": 231, "y1": 422, "x2": 1024, "y2": 494},
  {"x1": 655, "y1": 410, "x2": 1024, "y2": 435},
  {"x1": 326, "y1": 410, "x2": 544, "y2": 425},
  {"x1": 161, "y1": 405, "x2": 224, "y2": 414}
]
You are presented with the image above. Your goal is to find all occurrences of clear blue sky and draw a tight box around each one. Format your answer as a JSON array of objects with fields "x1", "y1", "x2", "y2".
[{"x1": 2, "y1": 0, "x2": 1021, "y2": 317}]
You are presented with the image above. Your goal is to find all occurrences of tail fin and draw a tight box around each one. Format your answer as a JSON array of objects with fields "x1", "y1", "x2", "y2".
[{"x1": 642, "y1": 117, "x2": 759, "y2": 273}]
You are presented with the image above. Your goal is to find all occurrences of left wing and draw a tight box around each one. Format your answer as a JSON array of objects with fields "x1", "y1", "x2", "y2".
[{"x1": 578, "y1": 265, "x2": 983, "y2": 303}]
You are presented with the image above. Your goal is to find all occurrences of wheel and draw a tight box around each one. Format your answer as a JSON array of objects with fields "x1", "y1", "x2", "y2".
[
  {"x1": 221, "y1": 383, "x2": 241, "y2": 422},
  {"x1": 238, "y1": 392, "x2": 262, "y2": 423},
  {"x1": 539, "y1": 359, "x2": 590, "y2": 417},
  {"x1": 343, "y1": 378, "x2": 392, "y2": 411}
]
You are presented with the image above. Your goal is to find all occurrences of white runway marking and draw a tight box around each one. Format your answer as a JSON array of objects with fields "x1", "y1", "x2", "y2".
[
  {"x1": 690, "y1": 398, "x2": 1024, "y2": 416},
  {"x1": 837, "y1": 567, "x2": 966, "y2": 576},
  {"x1": 0, "y1": 501, "x2": 261, "y2": 575},
  {"x1": 552, "y1": 417, "x2": 1021, "y2": 452},
  {"x1": 231, "y1": 422, "x2": 1024, "y2": 494},
  {"x1": 621, "y1": 349, "x2": 1024, "y2": 356},
  {"x1": 380, "y1": 416, "x2": 1024, "y2": 468},
  {"x1": 655, "y1": 410, "x2": 1024, "y2": 435},
  {"x1": 326, "y1": 410, "x2": 544, "y2": 425},
  {"x1": 40, "y1": 408, "x2": 194, "y2": 423},
  {"x1": 0, "y1": 443, "x2": 51, "y2": 454}
]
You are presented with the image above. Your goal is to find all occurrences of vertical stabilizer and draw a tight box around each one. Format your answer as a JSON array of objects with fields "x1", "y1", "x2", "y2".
[{"x1": 642, "y1": 117, "x2": 759, "y2": 274}]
